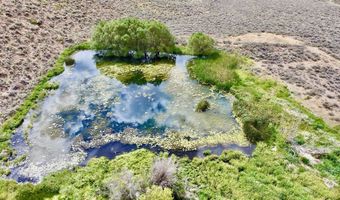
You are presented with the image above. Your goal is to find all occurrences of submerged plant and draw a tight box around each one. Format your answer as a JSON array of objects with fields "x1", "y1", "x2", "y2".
[
  {"x1": 195, "y1": 100, "x2": 210, "y2": 112},
  {"x1": 64, "y1": 57, "x2": 75, "y2": 66},
  {"x1": 117, "y1": 69, "x2": 147, "y2": 85}
]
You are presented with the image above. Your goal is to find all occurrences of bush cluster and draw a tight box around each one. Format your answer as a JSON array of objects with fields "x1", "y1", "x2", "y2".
[
  {"x1": 188, "y1": 32, "x2": 215, "y2": 56},
  {"x1": 92, "y1": 18, "x2": 175, "y2": 59}
]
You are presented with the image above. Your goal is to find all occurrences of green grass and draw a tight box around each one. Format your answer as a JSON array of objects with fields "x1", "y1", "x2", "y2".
[
  {"x1": 187, "y1": 52, "x2": 244, "y2": 92},
  {"x1": 1, "y1": 148, "x2": 338, "y2": 199},
  {"x1": 0, "y1": 41, "x2": 91, "y2": 162}
]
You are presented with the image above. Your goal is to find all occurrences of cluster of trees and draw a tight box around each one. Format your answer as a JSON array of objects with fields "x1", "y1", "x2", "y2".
[
  {"x1": 92, "y1": 18, "x2": 175, "y2": 59},
  {"x1": 92, "y1": 18, "x2": 217, "y2": 59}
]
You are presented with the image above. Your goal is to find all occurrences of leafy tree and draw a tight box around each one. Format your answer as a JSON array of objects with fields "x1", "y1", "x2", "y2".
[
  {"x1": 146, "y1": 20, "x2": 175, "y2": 57},
  {"x1": 92, "y1": 18, "x2": 175, "y2": 59},
  {"x1": 188, "y1": 32, "x2": 215, "y2": 56}
]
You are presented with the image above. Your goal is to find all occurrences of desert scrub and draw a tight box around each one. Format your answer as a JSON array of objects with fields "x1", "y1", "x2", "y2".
[
  {"x1": 0, "y1": 41, "x2": 91, "y2": 162},
  {"x1": 187, "y1": 51, "x2": 244, "y2": 92},
  {"x1": 150, "y1": 157, "x2": 177, "y2": 188},
  {"x1": 195, "y1": 100, "x2": 210, "y2": 112},
  {"x1": 96, "y1": 59, "x2": 174, "y2": 85}
]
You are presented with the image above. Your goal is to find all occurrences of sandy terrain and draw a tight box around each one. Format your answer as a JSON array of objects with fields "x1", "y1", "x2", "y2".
[{"x1": 0, "y1": 0, "x2": 339, "y2": 126}]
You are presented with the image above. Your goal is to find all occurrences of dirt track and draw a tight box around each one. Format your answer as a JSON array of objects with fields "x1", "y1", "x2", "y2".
[{"x1": 0, "y1": 0, "x2": 339, "y2": 126}]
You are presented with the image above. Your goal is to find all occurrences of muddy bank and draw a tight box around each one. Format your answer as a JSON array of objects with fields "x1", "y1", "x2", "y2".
[{"x1": 1, "y1": 0, "x2": 340, "y2": 125}]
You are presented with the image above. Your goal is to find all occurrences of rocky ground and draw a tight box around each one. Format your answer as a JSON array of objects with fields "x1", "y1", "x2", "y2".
[{"x1": 0, "y1": 0, "x2": 339, "y2": 126}]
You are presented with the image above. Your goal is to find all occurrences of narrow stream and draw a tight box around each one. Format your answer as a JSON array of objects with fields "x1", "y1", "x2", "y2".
[{"x1": 9, "y1": 51, "x2": 253, "y2": 182}]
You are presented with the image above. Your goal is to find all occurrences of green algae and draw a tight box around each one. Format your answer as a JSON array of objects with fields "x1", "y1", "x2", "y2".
[{"x1": 97, "y1": 60, "x2": 174, "y2": 85}]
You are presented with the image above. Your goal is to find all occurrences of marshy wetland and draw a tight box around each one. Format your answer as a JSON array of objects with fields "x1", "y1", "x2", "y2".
[
  {"x1": 0, "y1": 17, "x2": 339, "y2": 200},
  {"x1": 8, "y1": 51, "x2": 250, "y2": 182}
]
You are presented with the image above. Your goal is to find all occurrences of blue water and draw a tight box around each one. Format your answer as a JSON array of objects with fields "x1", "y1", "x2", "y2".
[{"x1": 8, "y1": 51, "x2": 250, "y2": 182}]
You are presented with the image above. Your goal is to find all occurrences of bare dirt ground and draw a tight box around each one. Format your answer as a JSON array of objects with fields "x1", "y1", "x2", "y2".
[
  {"x1": 0, "y1": 0, "x2": 339, "y2": 126},
  {"x1": 218, "y1": 33, "x2": 340, "y2": 126}
]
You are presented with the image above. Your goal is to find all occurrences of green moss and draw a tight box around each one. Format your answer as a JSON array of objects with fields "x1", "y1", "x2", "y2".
[{"x1": 0, "y1": 41, "x2": 91, "y2": 162}]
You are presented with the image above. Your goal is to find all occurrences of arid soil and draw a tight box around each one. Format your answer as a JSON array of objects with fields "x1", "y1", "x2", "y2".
[
  {"x1": 0, "y1": 0, "x2": 339, "y2": 126},
  {"x1": 218, "y1": 33, "x2": 340, "y2": 126}
]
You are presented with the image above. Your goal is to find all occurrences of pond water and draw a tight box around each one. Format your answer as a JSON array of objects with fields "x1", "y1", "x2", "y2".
[{"x1": 9, "y1": 51, "x2": 251, "y2": 182}]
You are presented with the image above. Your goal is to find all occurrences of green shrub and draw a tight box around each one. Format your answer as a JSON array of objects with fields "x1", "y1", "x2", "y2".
[
  {"x1": 139, "y1": 185, "x2": 173, "y2": 200},
  {"x1": 294, "y1": 134, "x2": 306, "y2": 145},
  {"x1": 92, "y1": 18, "x2": 175, "y2": 58},
  {"x1": 64, "y1": 57, "x2": 75, "y2": 66},
  {"x1": 195, "y1": 100, "x2": 210, "y2": 112},
  {"x1": 243, "y1": 117, "x2": 276, "y2": 144},
  {"x1": 316, "y1": 149, "x2": 340, "y2": 182},
  {"x1": 220, "y1": 150, "x2": 245, "y2": 163},
  {"x1": 188, "y1": 32, "x2": 215, "y2": 56},
  {"x1": 203, "y1": 150, "x2": 212, "y2": 156}
]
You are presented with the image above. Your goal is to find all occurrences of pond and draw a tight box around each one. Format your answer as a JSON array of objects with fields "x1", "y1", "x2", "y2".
[{"x1": 9, "y1": 51, "x2": 252, "y2": 182}]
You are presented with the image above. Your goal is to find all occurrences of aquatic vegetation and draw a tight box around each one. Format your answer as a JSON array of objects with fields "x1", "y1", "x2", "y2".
[
  {"x1": 195, "y1": 99, "x2": 210, "y2": 112},
  {"x1": 188, "y1": 32, "x2": 216, "y2": 56},
  {"x1": 0, "y1": 42, "x2": 91, "y2": 164},
  {"x1": 64, "y1": 57, "x2": 75, "y2": 66},
  {"x1": 92, "y1": 18, "x2": 175, "y2": 58},
  {"x1": 96, "y1": 60, "x2": 174, "y2": 85}
]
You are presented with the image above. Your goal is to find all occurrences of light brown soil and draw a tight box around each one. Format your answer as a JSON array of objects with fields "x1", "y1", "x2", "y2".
[{"x1": 218, "y1": 33, "x2": 340, "y2": 126}]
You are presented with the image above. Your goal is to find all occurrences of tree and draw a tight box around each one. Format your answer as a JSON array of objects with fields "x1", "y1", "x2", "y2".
[
  {"x1": 91, "y1": 18, "x2": 175, "y2": 59},
  {"x1": 188, "y1": 32, "x2": 215, "y2": 56},
  {"x1": 146, "y1": 20, "x2": 175, "y2": 57}
]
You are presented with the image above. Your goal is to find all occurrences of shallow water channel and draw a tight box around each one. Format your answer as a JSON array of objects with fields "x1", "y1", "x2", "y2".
[{"x1": 9, "y1": 51, "x2": 254, "y2": 182}]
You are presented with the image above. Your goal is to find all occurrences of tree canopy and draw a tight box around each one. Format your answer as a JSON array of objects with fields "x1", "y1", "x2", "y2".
[
  {"x1": 188, "y1": 32, "x2": 215, "y2": 56},
  {"x1": 92, "y1": 18, "x2": 175, "y2": 58}
]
